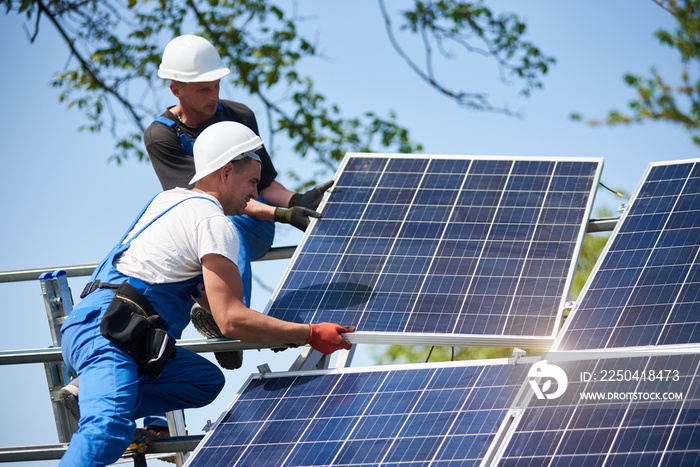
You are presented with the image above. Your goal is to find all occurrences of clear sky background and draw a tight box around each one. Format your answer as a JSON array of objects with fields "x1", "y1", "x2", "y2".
[{"x1": 0, "y1": 1, "x2": 697, "y2": 466}]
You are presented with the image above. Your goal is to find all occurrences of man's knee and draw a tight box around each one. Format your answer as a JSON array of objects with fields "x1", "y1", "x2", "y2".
[
  {"x1": 202, "y1": 364, "x2": 226, "y2": 405},
  {"x1": 196, "y1": 364, "x2": 225, "y2": 405}
]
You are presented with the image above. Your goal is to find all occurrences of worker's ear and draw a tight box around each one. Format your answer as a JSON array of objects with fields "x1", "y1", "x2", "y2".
[
  {"x1": 169, "y1": 81, "x2": 182, "y2": 98},
  {"x1": 221, "y1": 163, "x2": 234, "y2": 183}
]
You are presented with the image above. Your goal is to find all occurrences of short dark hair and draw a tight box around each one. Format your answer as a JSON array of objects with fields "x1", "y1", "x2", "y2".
[{"x1": 230, "y1": 155, "x2": 260, "y2": 174}]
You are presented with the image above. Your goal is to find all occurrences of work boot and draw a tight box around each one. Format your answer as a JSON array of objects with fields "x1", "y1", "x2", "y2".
[
  {"x1": 190, "y1": 304, "x2": 243, "y2": 370},
  {"x1": 129, "y1": 425, "x2": 175, "y2": 464},
  {"x1": 58, "y1": 378, "x2": 80, "y2": 422}
]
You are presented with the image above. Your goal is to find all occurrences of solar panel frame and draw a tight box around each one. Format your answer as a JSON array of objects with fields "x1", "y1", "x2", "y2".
[
  {"x1": 492, "y1": 348, "x2": 700, "y2": 466},
  {"x1": 264, "y1": 153, "x2": 603, "y2": 349},
  {"x1": 182, "y1": 357, "x2": 540, "y2": 467},
  {"x1": 554, "y1": 158, "x2": 700, "y2": 351}
]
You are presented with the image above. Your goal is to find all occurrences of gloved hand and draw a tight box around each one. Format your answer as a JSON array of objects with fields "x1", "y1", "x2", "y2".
[
  {"x1": 289, "y1": 180, "x2": 334, "y2": 211},
  {"x1": 274, "y1": 206, "x2": 321, "y2": 232},
  {"x1": 306, "y1": 323, "x2": 354, "y2": 354}
]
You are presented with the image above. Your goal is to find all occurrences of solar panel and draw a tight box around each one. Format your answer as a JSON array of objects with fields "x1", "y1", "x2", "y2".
[
  {"x1": 556, "y1": 159, "x2": 700, "y2": 350},
  {"x1": 184, "y1": 359, "x2": 535, "y2": 467},
  {"x1": 265, "y1": 154, "x2": 602, "y2": 348},
  {"x1": 494, "y1": 351, "x2": 700, "y2": 466}
]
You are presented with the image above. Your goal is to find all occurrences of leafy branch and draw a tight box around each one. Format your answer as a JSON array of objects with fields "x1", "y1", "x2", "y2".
[{"x1": 571, "y1": 0, "x2": 700, "y2": 148}]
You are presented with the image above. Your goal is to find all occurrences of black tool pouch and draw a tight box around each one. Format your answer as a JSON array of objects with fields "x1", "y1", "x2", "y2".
[
  {"x1": 98, "y1": 282, "x2": 177, "y2": 380},
  {"x1": 145, "y1": 327, "x2": 177, "y2": 380}
]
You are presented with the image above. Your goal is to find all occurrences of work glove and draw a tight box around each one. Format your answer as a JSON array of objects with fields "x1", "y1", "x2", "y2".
[
  {"x1": 289, "y1": 180, "x2": 334, "y2": 211},
  {"x1": 306, "y1": 323, "x2": 355, "y2": 354},
  {"x1": 274, "y1": 206, "x2": 321, "y2": 232}
]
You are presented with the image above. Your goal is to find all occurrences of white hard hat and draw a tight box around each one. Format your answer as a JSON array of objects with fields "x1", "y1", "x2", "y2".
[
  {"x1": 158, "y1": 35, "x2": 231, "y2": 82},
  {"x1": 190, "y1": 121, "x2": 263, "y2": 184}
]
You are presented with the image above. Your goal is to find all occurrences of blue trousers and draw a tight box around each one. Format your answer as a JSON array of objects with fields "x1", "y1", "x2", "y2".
[{"x1": 60, "y1": 311, "x2": 225, "y2": 466}]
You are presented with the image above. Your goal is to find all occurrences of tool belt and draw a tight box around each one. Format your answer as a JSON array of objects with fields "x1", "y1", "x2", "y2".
[{"x1": 81, "y1": 280, "x2": 177, "y2": 380}]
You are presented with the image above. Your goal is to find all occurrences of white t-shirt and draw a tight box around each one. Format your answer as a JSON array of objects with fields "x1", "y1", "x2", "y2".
[{"x1": 115, "y1": 188, "x2": 239, "y2": 283}]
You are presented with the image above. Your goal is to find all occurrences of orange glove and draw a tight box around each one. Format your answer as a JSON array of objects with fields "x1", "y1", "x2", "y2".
[{"x1": 306, "y1": 323, "x2": 354, "y2": 354}]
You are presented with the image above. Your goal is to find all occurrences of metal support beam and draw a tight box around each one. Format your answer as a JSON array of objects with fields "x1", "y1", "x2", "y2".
[
  {"x1": 0, "y1": 338, "x2": 293, "y2": 365},
  {"x1": 586, "y1": 216, "x2": 618, "y2": 233},
  {"x1": 0, "y1": 435, "x2": 204, "y2": 463},
  {"x1": 0, "y1": 246, "x2": 296, "y2": 283}
]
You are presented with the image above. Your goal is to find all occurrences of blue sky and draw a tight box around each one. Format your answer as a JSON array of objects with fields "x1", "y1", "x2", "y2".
[{"x1": 1, "y1": 1, "x2": 697, "y2": 465}]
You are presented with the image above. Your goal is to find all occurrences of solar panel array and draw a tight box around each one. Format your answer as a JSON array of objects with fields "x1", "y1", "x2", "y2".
[
  {"x1": 556, "y1": 159, "x2": 700, "y2": 350},
  {"x1": 496, "y1": 352, "x2": 700, "y2": 466},
  {"x1": 184, "y1": 157, "x2": 700, "y2": 467},
  {"x1": 265, "y1": 154, "x2": 601, "y2": 345},
  {"x1": 186, "y1": 360, "x2": 532, "y2": 467}
]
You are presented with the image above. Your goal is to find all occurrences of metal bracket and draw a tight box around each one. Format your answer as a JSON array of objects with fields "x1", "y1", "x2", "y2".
[
  {"x1": 334, "y1": 346, "x2": 356, "y2": 368},
  {"x1": 288, "y1": 346, "x2": 330, "y2": 371},
  {"x1": 510, "y1": 348, "x2": 527, "y2": 366}
]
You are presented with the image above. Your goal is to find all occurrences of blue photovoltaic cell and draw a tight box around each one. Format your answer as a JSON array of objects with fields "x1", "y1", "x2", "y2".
[
  {"x1": 557, "y1": 159, "x2": 700, "y2": 350},
  {"x1": 266, "y1": 155, "x2": 601, "y2": 339},
  {"x1": 497, "y1": 352, "x2": 700, "y2": 466},
  {"x1": 186, "y1": 361, "x2": 531, "y2": 467}
]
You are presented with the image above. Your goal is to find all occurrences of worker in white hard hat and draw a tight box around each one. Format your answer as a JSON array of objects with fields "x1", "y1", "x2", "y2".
[
  {"x1": 58, "y1": 121, "x2": 353, "y2": 467},
  {"x1": 144, "y1": 34, "x2": 333, "y2": 308}
]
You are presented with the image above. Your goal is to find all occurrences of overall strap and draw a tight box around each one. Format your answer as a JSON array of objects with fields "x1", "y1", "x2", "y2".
[
  {"x1": 154, "y1": 102, "x2": 225, "y2": 157},
  {"x1": 117, "y1": 194, "x2": 160, "y2": 244},
  {"x1": 119, "y1": 195, "x2": 219, "y2": 248},
  {"x1": 154, "y1": 116, "x2": 194, "y2": 156}
]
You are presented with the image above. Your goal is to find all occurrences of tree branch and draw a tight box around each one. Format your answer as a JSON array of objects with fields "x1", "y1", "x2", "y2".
[
  {"x1": 377, "y1": 0, "x2": 517, "y2": 115},
  {"x1": 36, "y1": 0, "x2": 146, "y2": 133}
]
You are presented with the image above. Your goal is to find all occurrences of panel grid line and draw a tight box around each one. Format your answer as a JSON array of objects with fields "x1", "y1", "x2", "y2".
[
  {"x1": 292, "y1": 372, "x2": 393, "y2": 467},
  {"x1": 354, "y1": 159, "x2": 436, "y2": 330},
  {"x1": 498, "y1": 161, "x2": 558, "y2": 336},
  {"x1": 399, "y1": 159, "x2": 475, "y2": 334},
  {"x1": 450, "y1": 160, "x2": 517, "y2": 335},
  {"x1": 228, "y1": 374, "x2": 344, "y2": 467},
  {"x1": 306, "y1": 157, "x2": 392, "y2": 326},
  {"x1": 374, "y1": 367, "x2": 444, "y2": 466},
  {"x1": 425, "y1": 367, "x2": 487, "y2": 467}
]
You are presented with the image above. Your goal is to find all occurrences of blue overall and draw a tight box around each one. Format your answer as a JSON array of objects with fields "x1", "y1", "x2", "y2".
[
  {"x1": 59, "y1": 196, "x2": 225, "y2": 467},
  {"x1": 155, "y1": 104, "x2": 275, "y2": 307}
]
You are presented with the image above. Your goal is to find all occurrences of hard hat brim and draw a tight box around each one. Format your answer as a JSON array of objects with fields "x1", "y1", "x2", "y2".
[{"x1": 158, "y1": 67, "x2": 230, "y2": 83}]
